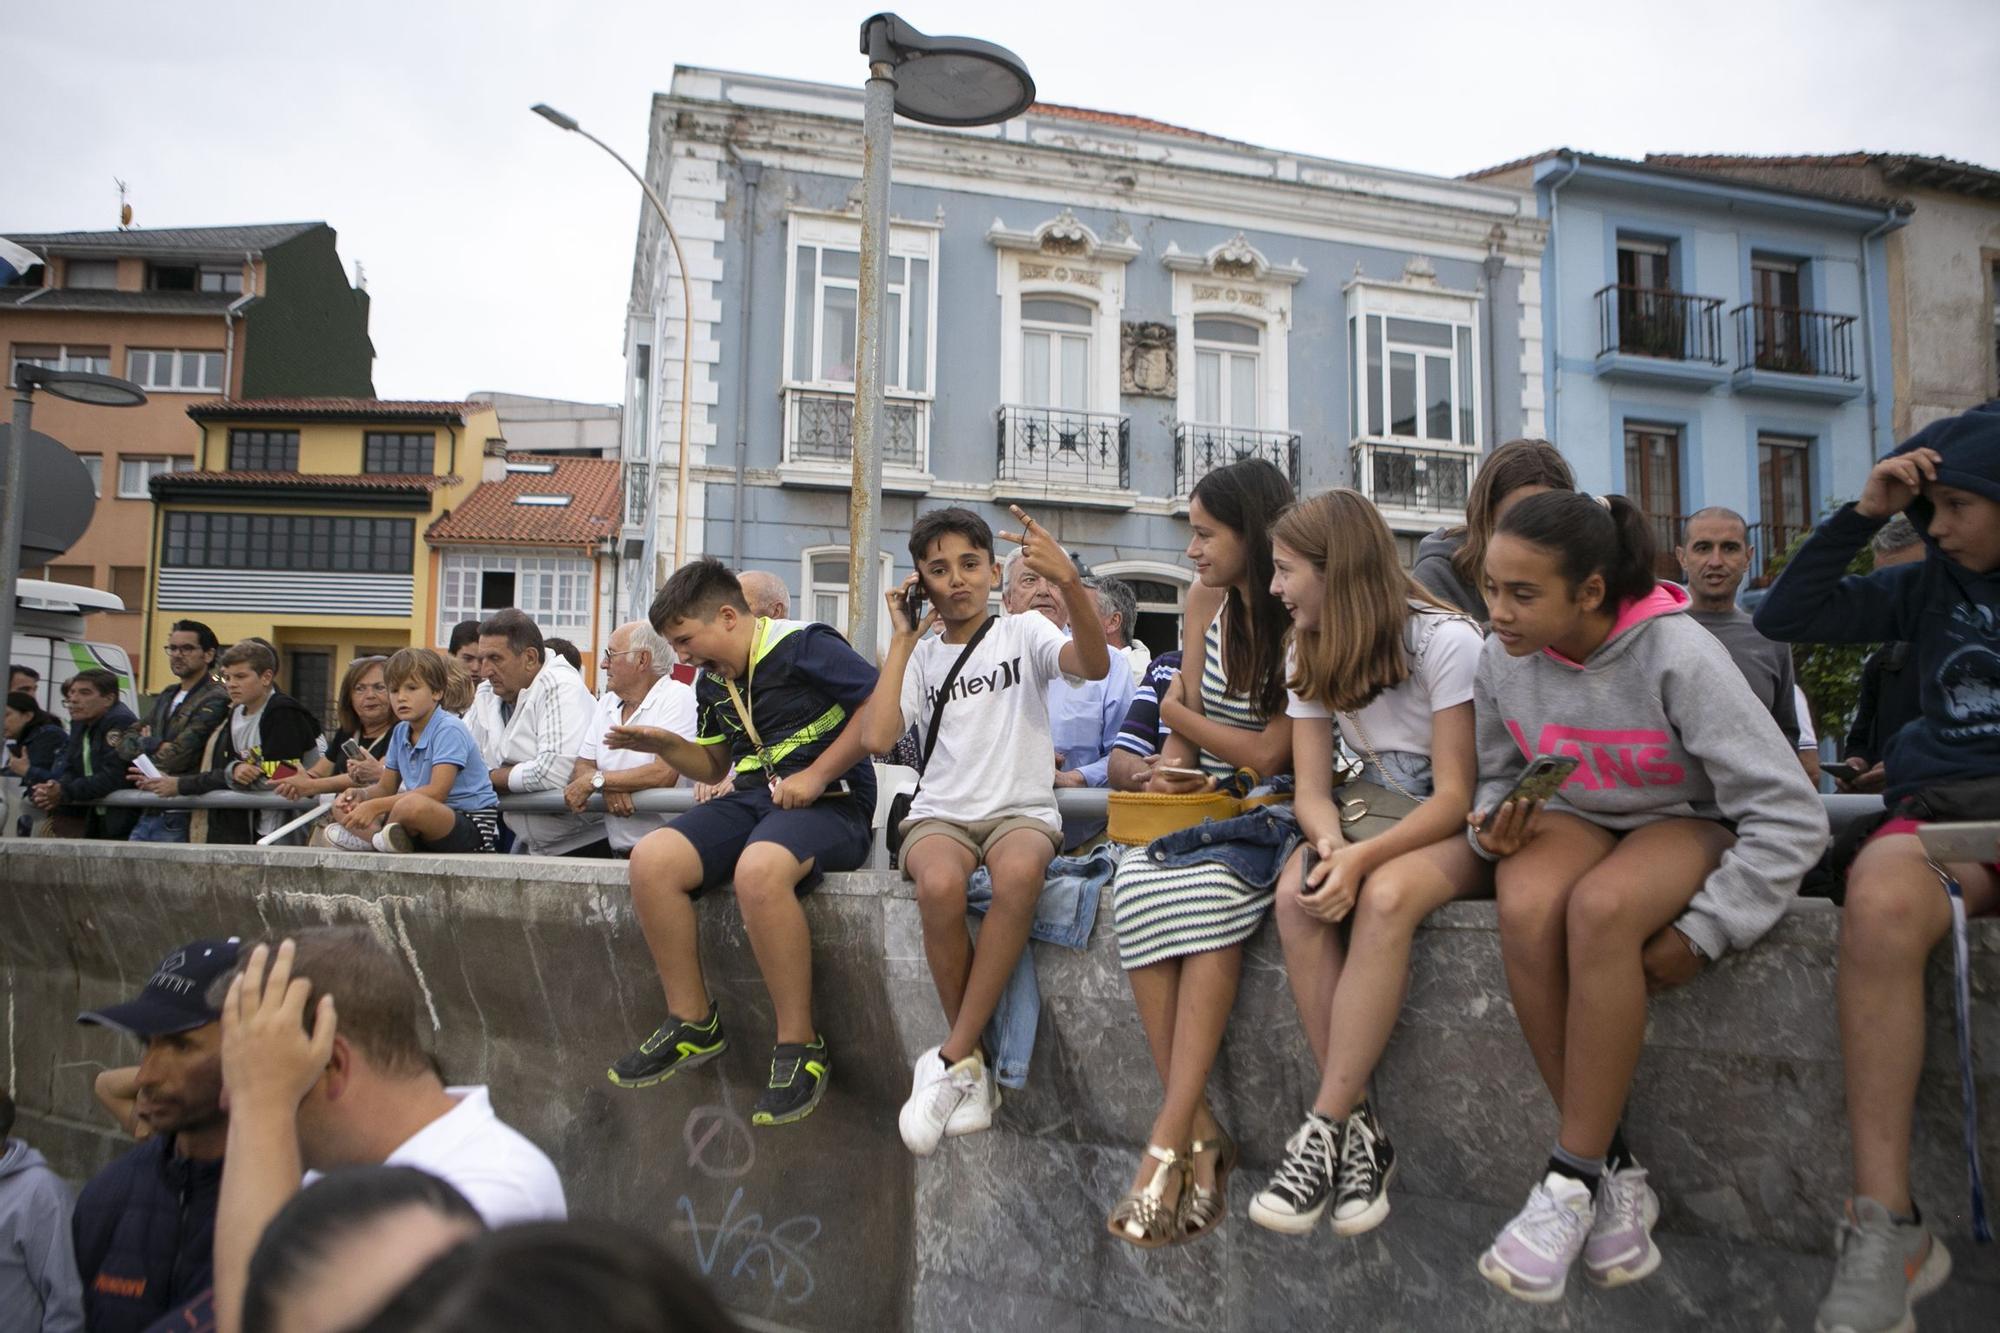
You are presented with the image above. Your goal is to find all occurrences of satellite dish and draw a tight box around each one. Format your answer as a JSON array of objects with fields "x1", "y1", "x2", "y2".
[{"x1": 0, "y1": 426, "x2": 98, "y2": 565}]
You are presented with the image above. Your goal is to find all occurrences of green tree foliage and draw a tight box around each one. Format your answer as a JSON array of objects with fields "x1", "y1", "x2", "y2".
[{"x1": 1763, "y1": 520, "x2": 1874, "y2": 744}]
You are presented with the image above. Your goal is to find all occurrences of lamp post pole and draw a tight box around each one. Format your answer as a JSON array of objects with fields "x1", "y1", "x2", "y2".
[
  {"x1": 0, "y1": 386, "x2": 32, "y2": 684},
  {"x1": 532, "y1": 105, "x2": 694, "y2": 586},
  {"x1": 849, "y1": 53, "x2": 897, "y2": 663}
]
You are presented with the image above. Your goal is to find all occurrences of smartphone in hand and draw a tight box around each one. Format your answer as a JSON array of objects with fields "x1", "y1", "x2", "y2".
[
  {"x1": 902, "y1": 584, "x2": 927, "y2": 631},
  {"x1": 1480, "y1": 755, "x2": 1580, "y2": 820}
]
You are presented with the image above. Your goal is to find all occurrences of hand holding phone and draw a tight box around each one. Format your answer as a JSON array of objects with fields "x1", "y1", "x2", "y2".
[{"x1": 1480, "y1": 755, "x2": 1579, "y2": 821}]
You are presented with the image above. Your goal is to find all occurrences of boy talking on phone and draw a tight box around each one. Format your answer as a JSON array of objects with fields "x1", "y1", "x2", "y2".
[{"x1": 856, "y1": 505, "x2": 1110, "y2": 1155}]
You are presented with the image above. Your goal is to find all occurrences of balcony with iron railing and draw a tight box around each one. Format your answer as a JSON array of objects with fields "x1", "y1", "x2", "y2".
[
  {"x1": 1592, "y1": 285, "x2": 1728, "y2": 389},
  {"x1": 1174, "y1": 423, "x2": 1302, "y2": 496},
  {"x1": 779, "y1": 388, "x2": 932, "y2": 491},
  {"x1": 1350, "y1": 440, "x2": 1475, "y2": 523},
  {"x1": 1729, "y1": 305, "x2": 1862, "y2": 402},
  {"x1": 994, "y1": 405, "x2": 1132, "y2": 506}
]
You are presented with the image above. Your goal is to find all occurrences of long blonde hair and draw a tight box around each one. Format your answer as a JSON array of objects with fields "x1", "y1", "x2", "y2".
[{"x1": 1277, "y1": 489, "x2": 1453, "y2": 713}]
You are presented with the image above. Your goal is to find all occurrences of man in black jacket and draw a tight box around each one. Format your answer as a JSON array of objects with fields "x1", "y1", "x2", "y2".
[
  {"x1": 122, "y1": 620, "x2": 230, "y2": 844},
  {"x1": 72, "y1": 938, "x2": 239, "y2": 1333},
  {"x1": 28, "y1": 669, "x2": 138, "y2": 839},
  {"x1": 169, "y1": 640, "x2": 323, "y2": 845}
]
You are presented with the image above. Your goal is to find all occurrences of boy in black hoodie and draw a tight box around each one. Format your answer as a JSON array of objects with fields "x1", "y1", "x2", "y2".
[
  {"x1": 1756, "y1": 401, "x2": 2000, "y2": 1333},
  {"x1": 171, "y1": 639, "x2": 323, "y2": 844}
]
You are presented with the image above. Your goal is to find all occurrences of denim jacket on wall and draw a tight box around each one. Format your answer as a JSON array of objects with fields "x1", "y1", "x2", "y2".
[{"x1": 1138, "y1": 804, "x2": 1304, "y2": 890}]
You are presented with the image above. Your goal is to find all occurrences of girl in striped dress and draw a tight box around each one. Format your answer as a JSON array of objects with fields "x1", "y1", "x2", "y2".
[{"x1": 1106, "y1": 458, "x2": 1295, "y2": 1248}]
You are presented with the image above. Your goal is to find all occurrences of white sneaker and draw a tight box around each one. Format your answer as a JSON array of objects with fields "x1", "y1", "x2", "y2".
[
  {"x1": 942, "y1": 1052, "x2": 999, "y2": 1139},
  {"x1": 898, "y1": 1048, "x2": 955, "y2": 1156},
  {"x1": 1478, "y1": 1172, "x2": 1595, "y2": 1303},
  {"x1": 372, "y1": 822, "x2": 415, "y2": 854},
  {"x1": 323, "y1": 823, "x2": 376, "y2": 852}
]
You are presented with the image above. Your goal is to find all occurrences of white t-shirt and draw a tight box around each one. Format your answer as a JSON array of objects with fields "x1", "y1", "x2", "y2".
[
  {"x1": 1286, "y1": 609, "x2": 1482, "y2": 756},
  {"x1": 382, "y1": 1085, "x2": 567, "y2": 1226},
  {"x1": 578, "y1": 673, "x2": 700, "y2": 851},
  {"x1": 1794, "y1": 684, "x2": 1817, "y2": 751},
  {"x1": 898, "y1": 613, "x2": 1077, "y2": 830}
]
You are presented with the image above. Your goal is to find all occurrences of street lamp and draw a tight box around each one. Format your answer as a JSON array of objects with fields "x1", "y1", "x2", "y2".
[
  {"x1": 849, "y1": 14, "x2": 1033, "y2": 661},
  {"x1": 0, "y1": 365, "x2": 147, "y2": 689},
  {"x1": 532, "y1": 101, "x2": 695, "y2": 587}
]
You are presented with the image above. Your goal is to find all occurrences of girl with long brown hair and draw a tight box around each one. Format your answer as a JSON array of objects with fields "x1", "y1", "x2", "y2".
[{"x1": 1410, "y1": 438, "x2": 1574, "y2": 620}]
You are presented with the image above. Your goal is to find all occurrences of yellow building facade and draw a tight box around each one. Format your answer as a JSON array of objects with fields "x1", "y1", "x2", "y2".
[{"x1": 144, "y1": 398, "x2": 500, "y2": 719}]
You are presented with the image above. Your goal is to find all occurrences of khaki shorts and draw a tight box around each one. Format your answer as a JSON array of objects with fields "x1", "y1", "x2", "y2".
[{"x1": 899, "y1": 814, "x2": 1061, "y2": 872}]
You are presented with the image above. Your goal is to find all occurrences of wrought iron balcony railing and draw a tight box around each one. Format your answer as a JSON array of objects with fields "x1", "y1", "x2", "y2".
[
  {"x1": 995, "y1": 405, "x2": 1130, "y2": 492},
  {"x1": 623, "y1": 463, "x2": 649, "y2": 528},
  {"x1": 1595, "y1": 285, "x2": 1725, "y2": 364},
  {"x1": 1175, "y1": 423, "x2": 1302, "y2": 495},
  {"x1": 1350, "y1": 440, "x2": 1474, "y2": 516},
  {"x1": 1732, "y1": 305, "x2": 1857, "y2": 380},
  {"x1": 785, "y1": 389, "x2": 926, "y2": 470}
]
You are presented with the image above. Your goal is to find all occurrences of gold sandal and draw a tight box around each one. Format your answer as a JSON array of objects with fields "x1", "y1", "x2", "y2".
[
  {"x1": 1178, "y1": 1129, "x2": 1238, "y2": 1244},
  {"x1": 1107, "y1": 1144, "x2": 1187, "y2": 1249}
]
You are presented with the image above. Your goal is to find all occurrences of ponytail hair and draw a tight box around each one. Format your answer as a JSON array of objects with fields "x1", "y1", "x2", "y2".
[{"x1": 1496, "y1": 491, "x2": 1658, "y2": 608}]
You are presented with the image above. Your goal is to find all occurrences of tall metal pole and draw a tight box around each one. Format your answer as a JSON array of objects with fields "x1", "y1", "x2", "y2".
[
  {"x1": 849, "y1": 59, "x2": 895, "y2": 664},
  {"x1": 0, "y1": 388, "x2": 31, "y2": 698}
]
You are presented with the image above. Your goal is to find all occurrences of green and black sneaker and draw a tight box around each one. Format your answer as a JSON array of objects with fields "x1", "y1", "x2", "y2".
[
  {"x1": 607, "y1": 1002, "x2": 727, "y2": 1089},
  {"x1": 751, "y1": 1035, "x2": 831, "y2": 1126}
]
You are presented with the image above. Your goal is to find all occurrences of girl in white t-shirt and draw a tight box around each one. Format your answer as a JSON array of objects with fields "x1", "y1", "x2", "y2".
[{"x1": 1248, "y1": 488, "x2": 1486, "y2": 1243}]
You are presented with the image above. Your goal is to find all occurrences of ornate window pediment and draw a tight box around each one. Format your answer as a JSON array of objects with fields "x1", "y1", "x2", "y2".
[
  {"x1": 987, "y1": 208, "x2": 1142, "y2": 263},
  {"x1": 1161, "y1": 233, "x2": 1306, "y2": 286}
]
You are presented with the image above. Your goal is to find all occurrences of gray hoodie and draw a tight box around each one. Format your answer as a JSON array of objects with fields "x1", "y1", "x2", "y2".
[
  {"x1": 1473, "y1": 583, "x2": 1829, "y2": 960},
  {"x1": 0, "y1": 1138, "x2": 84, "y2": 1333},
  {"x1": 1411, "y1": 527, "x2": 1486, "y2": 620}
]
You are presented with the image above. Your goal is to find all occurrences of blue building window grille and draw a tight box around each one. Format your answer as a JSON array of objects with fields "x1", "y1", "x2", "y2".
[{"x1": 995, "y1": 405, "x2": 1129, "y2": 492}]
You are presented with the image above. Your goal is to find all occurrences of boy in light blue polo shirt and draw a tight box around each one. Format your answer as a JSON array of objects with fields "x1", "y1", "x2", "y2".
[{"x1": 332, "y1": 648, "x2": 499, "y2": 853}]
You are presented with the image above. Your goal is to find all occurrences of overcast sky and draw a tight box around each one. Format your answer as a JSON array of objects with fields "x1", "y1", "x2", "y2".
[{"x1": 10, "y1": 0, "x2": 1996, "y2": 405}]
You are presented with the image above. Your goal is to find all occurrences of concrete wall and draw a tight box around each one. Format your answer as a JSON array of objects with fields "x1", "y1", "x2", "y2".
[
  {"x1": 3, "y1": 840, "x2": 1994, "y2": 1331},
  {"x1": 1887, "y1": 186, "x2": 2000, "y2": 434}
]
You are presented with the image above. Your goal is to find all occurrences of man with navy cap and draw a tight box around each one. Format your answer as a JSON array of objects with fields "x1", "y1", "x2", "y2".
[{"x1": 70, "y1": 938, "x2": 239, "y2": 1333}]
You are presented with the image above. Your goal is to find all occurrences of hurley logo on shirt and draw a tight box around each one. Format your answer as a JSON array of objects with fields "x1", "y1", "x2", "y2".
[
  {"x1": 925, "y1": 656, "x2": 1024, "y2": 710},
  {"x1": 1506, "y1": 721, "x2": 1687, "y2": 789}
]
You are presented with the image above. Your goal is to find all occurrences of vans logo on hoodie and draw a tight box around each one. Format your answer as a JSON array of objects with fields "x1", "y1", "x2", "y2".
[
  {"x1": 925, "y1": 656, "x2": 1022, "y2": 710},
  {"x1": 1506, "y1": 721, "x2": 1687, "y2": 789}
]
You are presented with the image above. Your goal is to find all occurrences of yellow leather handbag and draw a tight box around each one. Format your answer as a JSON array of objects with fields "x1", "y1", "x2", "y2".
[{"x1": 1106, "y1": 768, "x2": 1288, "y2": 845}]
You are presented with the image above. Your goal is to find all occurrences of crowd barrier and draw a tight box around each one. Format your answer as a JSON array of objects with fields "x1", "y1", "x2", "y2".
[{"x1": 2, "y1": 794, "x2": 1993, "y2": 1332}]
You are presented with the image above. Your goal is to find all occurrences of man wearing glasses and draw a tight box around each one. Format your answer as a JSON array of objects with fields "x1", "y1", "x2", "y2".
[
  {"x1": 122, "y1": 620, "x2": 230, "y2": 843},
  {"x1": 564, "y1": 622, "x2": 699, "y2": 857}
]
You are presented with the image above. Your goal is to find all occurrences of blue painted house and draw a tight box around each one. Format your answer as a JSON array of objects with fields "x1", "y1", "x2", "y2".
[
  {"x1": 1469, "y1": 150, "x2": 1910, "y2": 576},
  {"x1": 619, "y1": 68, "x2": 1549, "y2": 652}
]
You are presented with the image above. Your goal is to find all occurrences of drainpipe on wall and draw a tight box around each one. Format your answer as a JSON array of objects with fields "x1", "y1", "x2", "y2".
[
  {"x1": 725, "y1": 147, "x2": 762, "y2": 570},
  {"x1": 220, "y1": 290, "x2": 254, "y2": 401},
  {"x1": 1481, "y1": 232, "x2": 1504, "y2": 449},
  {"x1": 1541, "y1": 151, "x2": 1583, "y2": 451},
  {"x1": 1856, "y1": 206, "x2": 1906, "y2": 456}
]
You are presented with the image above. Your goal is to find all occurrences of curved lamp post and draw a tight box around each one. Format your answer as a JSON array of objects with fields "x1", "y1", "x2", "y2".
[
  {"x1": 848, "y1": 14, "x2": 1033, "y2": 659},
  {"x1": 0, "y1": 365, "x2": 147, "y2": 689},
  {"x1": 532, "y1": 102, "x2": 694, "y2": 585}
]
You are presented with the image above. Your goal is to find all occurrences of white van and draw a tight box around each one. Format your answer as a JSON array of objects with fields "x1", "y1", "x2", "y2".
[{"x1": 10, "y1": 578, "x2": 138, "y2": 709}]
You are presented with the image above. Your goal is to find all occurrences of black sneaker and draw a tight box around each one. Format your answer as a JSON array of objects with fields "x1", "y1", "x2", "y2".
[
  {"x1": 751, "y1": 1035, "x2": 830, "y2": 1126},
  {"x1": 1331, "y1": 1100, "x2": 1397, "y2": 1236},
  {"x1": 606, "y1": 1002, "x2": 727, "y2": 1089},
  {"x1": 1248, "y1": 1112, "x2": 1340, "y2": 1235}
]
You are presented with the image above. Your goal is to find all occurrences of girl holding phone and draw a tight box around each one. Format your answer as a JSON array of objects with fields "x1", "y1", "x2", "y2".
[
  {"x1": 1249, "y1": 490, "x2": 1484, "y2": 1241},
  {"x1": 1468, "y1": 491, "x2": 1826, "y2": 1303}
]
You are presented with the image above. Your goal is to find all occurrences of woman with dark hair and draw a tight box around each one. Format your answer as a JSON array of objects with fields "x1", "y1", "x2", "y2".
[
  {"x1": 275, "y1": 657, "x2": 394, "y2": 803},
  {"x1": 1104, "y1": 457, "x2": 1296, "y2": 1248},
  {"x1": 358, "y1": 1219, "x2": 738, "y2": 1333},
  {"x1": 5, "y1": 690, "x2": 67, "y2": 835},
  {"x1": 1410, "y1": 438, "x2": 1575, "y2": 621},
  {"x1": 240, "y1": 1166, "x2": 484, "y2": 1333}
]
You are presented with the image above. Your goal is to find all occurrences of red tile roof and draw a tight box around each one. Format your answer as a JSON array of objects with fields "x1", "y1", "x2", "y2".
[
  {"x1": 425, "y1": 456, "x2": 621, "y2": 551},
  {"x1": 1028, "y1": 101, "x2": 1238, "y2": 145},
  {"x1": 153, "y1": 470, "x2": 456, "y2": 493},
  {"x1": 186, "y1": 398, "x2": 482, "y2": 422}
]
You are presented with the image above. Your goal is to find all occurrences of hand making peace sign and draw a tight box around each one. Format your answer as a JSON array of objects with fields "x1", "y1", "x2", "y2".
[{"x1": 997, "y1": 504, "x2": 1080, "y2": 589}]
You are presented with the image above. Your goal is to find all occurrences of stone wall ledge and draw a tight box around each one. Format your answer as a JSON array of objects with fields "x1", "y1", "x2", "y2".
[{"x1": 3, "y1": 840, "x2": 1994, "y2": 1332}]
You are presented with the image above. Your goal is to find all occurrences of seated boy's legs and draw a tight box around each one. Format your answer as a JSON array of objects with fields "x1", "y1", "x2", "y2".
[
  {"x1": 903, "y1": 820, "x2": 1055, "y2": 1062},
  {"x1": 628, "y1": 822, "x2": 721, "y2": 1025},
  {"x1": 387, "y1": 791, "x2": 489, "y2": 853}
]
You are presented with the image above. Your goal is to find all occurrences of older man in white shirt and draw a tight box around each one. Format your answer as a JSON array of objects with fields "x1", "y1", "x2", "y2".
[
  {"x1": 564, "y1": 621, "x2": 698, "y2": 855},
  {"x1": 478, "y1": 609, "x2": 607, "y2": 857}
]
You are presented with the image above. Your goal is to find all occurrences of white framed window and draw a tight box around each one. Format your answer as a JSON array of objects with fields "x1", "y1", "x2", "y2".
[
  {"x1": 128, "y1": 348, "x2": 224, "y2": 393},
  {"x1": 799, "y1": 547, "x2": 895, "y2": 650},
  {"x1": 1021, "y1": 298, "x2": 1093, "y2": 410},
  {"x1": 782, "y1": 212, "x2": 937, "y2": 394},
  {"x1": 1345, "y1": 270, "x2": 1481, "y2": 448},
  {"x1": 117, "y1": 455, "x2": 192, "y2": 499},
  {"x1": 1192, "y1": 318, "x2": 1262, "y2": 428},
  {"x1": 198, "y1": 266, "x2": 244, "y2": 294},
  {"x1": 436, "y1": 551, "x2": 594, "y2": 646},
  {"x1": 10, "y1": 343, "x2": 111, "y2": 385},
  {"x1": 79, "y1": 453, "x2": 102, "y2": 497},
  {"x1": 991, "y1": 210, "x2": 1138, "y2": 419}
]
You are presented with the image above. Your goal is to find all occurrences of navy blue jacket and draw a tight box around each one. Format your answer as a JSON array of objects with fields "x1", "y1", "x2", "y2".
[
  {"x1": 52, "y1": 702, "x2": 141, "y2": 840},
  {"x1": 1755, "y1": 401, "x2": 2000, "y2": 801},
  {"x1": 71, "y1": 1137, "x2": 221, "y2": 1333}
]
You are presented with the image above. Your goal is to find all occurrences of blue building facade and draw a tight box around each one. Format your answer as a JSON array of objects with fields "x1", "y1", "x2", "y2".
[
  {"x1": 1470, "y1": 151, "x2": 1909, "y2": 576},
  {"x1": 621, "y1": 69, "x2": 1548, "y2": 652}
]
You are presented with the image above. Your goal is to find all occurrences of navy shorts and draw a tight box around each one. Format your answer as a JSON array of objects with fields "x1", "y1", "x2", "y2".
[
  {"x1": 417, "y1": 808, "x2": 499, "y2": 854},
  {"x1": 667, "y1": 785, "x2": 872, "y2": 898}
]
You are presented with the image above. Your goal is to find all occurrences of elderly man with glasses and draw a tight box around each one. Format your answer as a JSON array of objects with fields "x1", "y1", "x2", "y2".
[{"x1": 564, "y1": 621, "x2": 700, "y2": 857}]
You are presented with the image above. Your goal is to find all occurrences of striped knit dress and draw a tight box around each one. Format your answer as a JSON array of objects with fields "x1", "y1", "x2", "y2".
[{"x1": 1111, "y1": 613, "x2": 1281, "y2": 970}]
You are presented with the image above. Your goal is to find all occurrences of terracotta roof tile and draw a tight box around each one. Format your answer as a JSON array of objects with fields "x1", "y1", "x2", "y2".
[
  {"x1": 152, "y1": 470, "x2": 455, "y2": 493},
  {"x1": 426, "y1": 456, "x2": 621, "y2": 551},
  {"x1": 186, "y1": 397, "x2": 481, "y2": 422},
  {"x1": 1027, "y1": 101, "x2": 1239, "y2": 145}
]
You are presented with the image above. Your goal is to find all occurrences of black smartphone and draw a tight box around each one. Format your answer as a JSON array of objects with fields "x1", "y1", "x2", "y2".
[
  {"x1": 902, "y1": 584, "x2": 926, "y2": 631},
  {"x1": 1299, "y1": 845, "x2": 1320, "y2": 892}
]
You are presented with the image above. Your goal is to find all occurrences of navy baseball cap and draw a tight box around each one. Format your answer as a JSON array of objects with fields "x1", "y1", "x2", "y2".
[{"x1": 77, "y1": 938, "x2": 242, "y2": 1038}]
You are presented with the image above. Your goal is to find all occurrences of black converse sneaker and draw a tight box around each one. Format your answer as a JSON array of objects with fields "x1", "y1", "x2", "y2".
[
  {"x1": 1330, "y1": 1101, "x2": 1397, "y2": 1236},
  {"x1": 1248, "y1": 1112, "x2": 1341, "y2": 1235},
  {"x1": 752, "y1": 1035, "x2": 831, "y2": 1127}
]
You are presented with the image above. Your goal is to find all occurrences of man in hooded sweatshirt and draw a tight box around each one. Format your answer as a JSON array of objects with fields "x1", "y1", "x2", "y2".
[
  {"x1": 0, "y1": 1085, "x2": 83, "y2": 1333},
  {"x1": 1756, "y1": 400, "x2": 2000, "y2": 1333}
]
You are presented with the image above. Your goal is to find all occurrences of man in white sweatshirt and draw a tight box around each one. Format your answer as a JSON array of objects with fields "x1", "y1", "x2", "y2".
[{"x1": 477, "y1": 609, "x2": 608, "y2": 858}]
